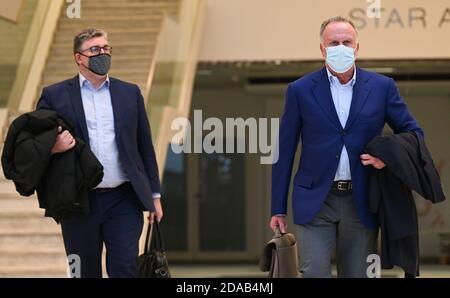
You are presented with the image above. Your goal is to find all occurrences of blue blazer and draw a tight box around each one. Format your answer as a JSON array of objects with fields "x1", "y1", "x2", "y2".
[
  {"x1": 271, "y1": 67, "x2": 424, "y2": 228},
  {"x1": 36, "y1": 75, "x2": 160, "y2": 212}
]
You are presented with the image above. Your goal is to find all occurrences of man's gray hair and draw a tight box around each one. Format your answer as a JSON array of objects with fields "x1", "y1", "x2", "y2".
[
  {"x1": 320, "y1": 16, "x2": 358, "y2": 41},
  {"x1": 73, "y1": 28, "x2": 108, "y2": 54}
]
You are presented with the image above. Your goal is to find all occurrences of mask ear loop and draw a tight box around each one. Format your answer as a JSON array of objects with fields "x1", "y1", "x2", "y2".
[{"x1": 76, "y1": 52, "x2": 91, "y2": 71}]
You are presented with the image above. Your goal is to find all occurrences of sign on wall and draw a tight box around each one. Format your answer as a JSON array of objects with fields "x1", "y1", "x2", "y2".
[{"x1": 200, "y1": 0, "x2": 450, "y2": 61}]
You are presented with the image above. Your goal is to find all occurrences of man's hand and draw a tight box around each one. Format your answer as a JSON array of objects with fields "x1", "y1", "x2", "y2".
[
  {"x1": 270, "y1": 215, "x2": 287, "y2": 233},
  {"x1": 51, "y1": 126, "x2": 76, "y2": 155},
  {"x1": 360, "y1": 153, "x2": 385, "y2": 169},
  {"x1": 148, "y1": 198, "x2": 163, "y2": 224}
]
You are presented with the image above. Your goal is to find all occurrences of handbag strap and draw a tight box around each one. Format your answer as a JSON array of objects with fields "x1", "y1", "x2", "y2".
[
  {"x1": 150, "y1": 221, "x2": 166, "y2": 252},
  {"x1": 143, "y1": 221, "x2": 153, "y2": 254}
]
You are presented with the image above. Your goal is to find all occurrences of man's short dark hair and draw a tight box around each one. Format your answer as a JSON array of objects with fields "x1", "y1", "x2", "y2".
[{"x1": 73, "y1": 28, "x2": 108, "y2": 54}]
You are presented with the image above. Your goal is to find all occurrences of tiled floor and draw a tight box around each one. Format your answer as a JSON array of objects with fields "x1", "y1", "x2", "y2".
[
  {"x1": 169, "y1": 264, "x2": 450, "y2": 278},
  {"x1": 1, "y1": 264, "x2": 449, "y2": 278}
]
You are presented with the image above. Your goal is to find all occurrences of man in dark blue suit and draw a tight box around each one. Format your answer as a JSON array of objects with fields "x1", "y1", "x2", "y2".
[
  {"x1": 270, "y1": 17, "x2": 424, "y2": 278},
  {"x1": 36, "y1": 28, "x2": 163, "y2": 278}
]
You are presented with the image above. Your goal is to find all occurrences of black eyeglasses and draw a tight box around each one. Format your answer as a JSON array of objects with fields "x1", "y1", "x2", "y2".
[{"x1": 79, "y1": 45, "x2": 112, "y2": 55}]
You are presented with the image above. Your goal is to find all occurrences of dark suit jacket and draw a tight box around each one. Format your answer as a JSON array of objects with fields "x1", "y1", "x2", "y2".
[
  {"x1": 366, "y1": 131, "x2": 446, "y2": 277},
  {"x1": 36, "y1": 75, "x2": 161, "y2": 212},
  {"x1": 1, "y1": 109, "x2": 104, "y2": 222},
  {"x1": 272, "y1": 67, "x2": 424, "y2": 228}
]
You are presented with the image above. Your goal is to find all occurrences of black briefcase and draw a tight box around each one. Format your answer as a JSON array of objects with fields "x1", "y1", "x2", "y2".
[{"x1": 137, "y1": 221, "x2": 171, "y2": 278}]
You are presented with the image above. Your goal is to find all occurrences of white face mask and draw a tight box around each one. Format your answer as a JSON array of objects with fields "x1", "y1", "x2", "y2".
[{"x1": 325, "y1": 44, "x2": 355, "y2": 73}]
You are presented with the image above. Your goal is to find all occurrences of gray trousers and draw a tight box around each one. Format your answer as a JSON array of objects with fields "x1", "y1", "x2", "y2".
[{"x1": 296, "y1": 190, "x2": 377, "y2": 278}]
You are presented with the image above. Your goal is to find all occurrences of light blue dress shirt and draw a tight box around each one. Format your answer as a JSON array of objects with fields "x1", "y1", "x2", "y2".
[
  {"x1": 79, "y1": 73, "x2": 129, "y2": 188},
  {"x1": 326, "y1": 67, "x2": 356, "y2": 181},
  {"x1": 79, "y1": 74, "x2": 161, "y2": 199}
]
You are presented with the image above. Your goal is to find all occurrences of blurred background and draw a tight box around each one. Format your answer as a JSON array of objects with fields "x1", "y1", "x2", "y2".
[{"x1": 0, "y1": 0, "x2": 449, "y2": 277}]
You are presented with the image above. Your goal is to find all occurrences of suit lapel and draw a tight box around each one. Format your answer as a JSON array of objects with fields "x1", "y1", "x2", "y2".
[
  {"x1": 108, "y1": 78, "x2": 122, "y2": 138},
  {"x1": 344, "y1": 67, "x2": 372, "y2": 130},
  {"x1": 311, "y1": 67, "x2": 342, "y2": 129},
  {"x1": 67, "y1": 75, "x2": 90, "y2": 146}
]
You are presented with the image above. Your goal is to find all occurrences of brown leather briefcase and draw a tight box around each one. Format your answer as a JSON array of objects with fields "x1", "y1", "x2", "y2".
[{"x1": 259, "y1": 228, "x2": 300, "y2": 278}]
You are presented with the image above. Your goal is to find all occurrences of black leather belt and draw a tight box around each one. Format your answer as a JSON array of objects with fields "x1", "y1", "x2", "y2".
[
  {"x1": 92, "y1": 182, "x2": 130, "y2": 193},
  {"x1": 331, "y1": 180, "x2": 352, "y2": 191}
]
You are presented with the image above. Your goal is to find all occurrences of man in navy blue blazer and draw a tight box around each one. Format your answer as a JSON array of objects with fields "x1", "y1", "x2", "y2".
[
  {"x1": 270, "y1": 17, "x2": 424, "y2": 278},
  {"x1": 36, "y1": 28, "x2": 162, "y2": 278}
]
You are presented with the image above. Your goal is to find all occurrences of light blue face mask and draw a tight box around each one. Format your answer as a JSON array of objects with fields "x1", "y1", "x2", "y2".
[{"x1": 325, "y1": 45, "x2": 355, "y2": 73}]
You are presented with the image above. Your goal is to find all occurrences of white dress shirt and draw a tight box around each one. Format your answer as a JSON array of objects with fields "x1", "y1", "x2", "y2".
[{"x1": 326, "y1": 67, "x2": 356, "y2": 181}]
